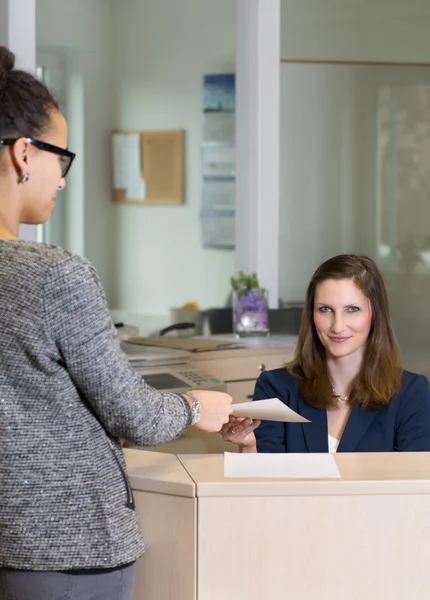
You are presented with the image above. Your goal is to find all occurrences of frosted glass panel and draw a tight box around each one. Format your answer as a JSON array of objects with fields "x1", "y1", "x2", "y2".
[
  {"x1": 376, "y1": 84, "x2": 430, "y2": 263},
  {"x1": 279, "y1": 63, "x2": 430, "y2": 375},
  {"x1": 376, "y1": 77, "x2": 430, "y2": 367}
]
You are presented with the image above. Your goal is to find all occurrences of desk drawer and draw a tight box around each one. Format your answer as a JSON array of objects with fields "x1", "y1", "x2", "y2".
[{"x1": 227, "y1": 380, "x2": 256, "y2": 404}]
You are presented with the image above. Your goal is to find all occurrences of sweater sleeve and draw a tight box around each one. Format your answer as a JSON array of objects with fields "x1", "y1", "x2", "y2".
[{"x1": 43, "y1": 255, "x2": 191, "y2": 446}]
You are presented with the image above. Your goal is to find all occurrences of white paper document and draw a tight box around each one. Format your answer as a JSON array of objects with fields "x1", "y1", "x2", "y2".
[
  {"x1": 224, "y1": 452, "x2": 341, "y2": 479},
  {"x1": 203, "y1": 112, "x2": 236, "y2": 143},
  {"x1": 232, "y1": 398, "x2": 310, "y2": 423},
  {"x1": 201, "y1": 210, "x2": 235, "y2": 249},
  {"x1": 202, "y1": 179, "x2": 236, "y2": 211},
  {"x1": 126, "y1": 178, "x2": 146, "y2": 201},
  {"x1": 202, "y1": 145, "x2": 236, "y2": 178},
  {"x1": 112, "y1": 133, "x2": 146, "y2": 200}
]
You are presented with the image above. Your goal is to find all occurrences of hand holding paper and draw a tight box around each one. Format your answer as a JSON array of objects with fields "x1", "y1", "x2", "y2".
[
  {"x1": 232, "y1": 398, "x2": 310, "y2": 423},
  {"x1": 220, "y1": 416, "x2": 260, "y2": 448}
]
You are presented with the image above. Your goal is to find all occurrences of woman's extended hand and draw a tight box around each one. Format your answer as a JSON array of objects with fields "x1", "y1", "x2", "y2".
[
  {"x1": 185, "y1": 390, "x2": 233, "y2": 433},
  {"x1": 220, "y1": 416, "x2": 260, "y2": 451}
]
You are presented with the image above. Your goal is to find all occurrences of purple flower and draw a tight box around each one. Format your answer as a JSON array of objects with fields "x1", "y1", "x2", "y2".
[{"x1": 235, "y1": 288, "x2": 268, "y2": 322}]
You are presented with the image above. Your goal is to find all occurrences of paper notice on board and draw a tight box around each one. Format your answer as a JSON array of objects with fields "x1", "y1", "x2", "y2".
[
  {"x1": 202, "y1": 145, "x2": 236, "y2": 178},
  {"x1": 202, "y1": 179, "x2": 235, "y2": 211},
  {"x1": 201, "y1": 210, "x2": 235, "y2": 249},
  {"x1": 112, "y1": 133, "x2": 146, "y2": 199},
  {"x1": 203, "y1": 112, "x2": 236, "y2": 143},
  {"x1": 232, "y1": 398, "x2": 310, "y2": 423},
  {"x1": 126, "y1": 179, "x2": 146, "y2": 201},
  {"x1": 224, "y1": 452, "x2": 341, "y2": 479}
]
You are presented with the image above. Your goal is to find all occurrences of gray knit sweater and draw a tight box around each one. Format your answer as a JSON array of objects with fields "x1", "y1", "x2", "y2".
[{"x1": 0, "y1": 240, "x2": 191, "y2": 571}]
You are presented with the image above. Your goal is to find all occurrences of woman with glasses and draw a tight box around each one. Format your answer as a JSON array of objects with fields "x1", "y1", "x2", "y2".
[{"x1": 0, "y1": 46, "x2": 233, "y2": 600}]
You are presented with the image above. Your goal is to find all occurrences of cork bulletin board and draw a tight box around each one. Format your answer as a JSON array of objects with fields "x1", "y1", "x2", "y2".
[{"x1": 111, "y1": 129, "x2": 184, "y2": 205}]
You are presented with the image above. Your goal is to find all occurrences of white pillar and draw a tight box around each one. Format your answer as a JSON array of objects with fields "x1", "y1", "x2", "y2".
[
  {"x1": 235, "y1": 0, "x2": 280, "y2": 308},
  {"x1": 0, "y1": 0, "x2": 38, "y2": 241}
]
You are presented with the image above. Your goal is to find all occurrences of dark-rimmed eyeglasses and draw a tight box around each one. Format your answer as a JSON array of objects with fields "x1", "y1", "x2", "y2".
[{"x1": 0, "y1": 137, "x2": 76, "y2": 178}]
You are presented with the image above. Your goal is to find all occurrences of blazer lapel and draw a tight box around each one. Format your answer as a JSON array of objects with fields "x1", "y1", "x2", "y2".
[
  {"x1": 297, "y1": 398, "x2": 329, "y2": 453},
  {"x1": 337, "y1": 404, "x2": 378, "y2": 452}
]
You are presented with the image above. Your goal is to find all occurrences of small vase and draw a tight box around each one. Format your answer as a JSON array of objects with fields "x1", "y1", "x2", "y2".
[{"x1": 233, "y1": 288, "x2": 269, "y2": 337}]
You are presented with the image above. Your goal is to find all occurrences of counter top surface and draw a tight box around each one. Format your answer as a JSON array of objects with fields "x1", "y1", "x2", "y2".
[
  {"x1": 125, "y1": 449, "x2": 430, "y2": 498},
  {"x1": 178, "y1": 452, "x2": 430, "y2": 496},
  {"x1": 124, "y1": 448, "x2": 195, "y2": 497},
  {"x1": 190, "y1": 334, "x2": 297, "y2": 361}
]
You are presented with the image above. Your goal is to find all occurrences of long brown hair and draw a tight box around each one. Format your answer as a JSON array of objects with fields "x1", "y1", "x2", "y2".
[{"x1": 287, "y1": 255, "x2": 403, "y2": 410}]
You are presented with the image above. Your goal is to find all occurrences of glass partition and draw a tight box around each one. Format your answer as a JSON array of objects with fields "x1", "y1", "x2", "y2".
[{"x1": 279, "y1": 62, "x2": 430, "y2": 374}]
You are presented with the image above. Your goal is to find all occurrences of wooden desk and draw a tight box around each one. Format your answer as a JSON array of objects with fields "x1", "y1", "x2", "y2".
[{"x1": 126, "y1": 449, "x2": 430, "y2": 600}]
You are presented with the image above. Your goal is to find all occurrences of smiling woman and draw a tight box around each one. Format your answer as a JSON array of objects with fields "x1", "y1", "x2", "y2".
[
  {"x1": 314, "y1": 278, "x2": 373, "y2": 365},
  {"x1": 221, "y1": 254, "x2": 430, "y2": 455},
  {"x1": 294, "y1": 254, "x2": 403, "y2": 411}
]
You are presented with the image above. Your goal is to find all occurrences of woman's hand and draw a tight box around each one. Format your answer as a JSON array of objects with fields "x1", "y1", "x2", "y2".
[
  {"x1": 220, "y1": 416, "x2": 261, "y2": 451},
  {"x1": 184, "y1": 390, "x2": 233, "y2": 433}
]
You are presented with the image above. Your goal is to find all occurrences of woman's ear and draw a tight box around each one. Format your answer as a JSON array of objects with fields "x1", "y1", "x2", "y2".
[{"x1": 9, "y1": 137, "x2": 31, "y2": 180}]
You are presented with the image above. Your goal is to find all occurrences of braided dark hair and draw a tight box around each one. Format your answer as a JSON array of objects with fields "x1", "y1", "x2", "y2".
[{"x1": 0, "y1": 46, "x2": 59, "y2": 141}]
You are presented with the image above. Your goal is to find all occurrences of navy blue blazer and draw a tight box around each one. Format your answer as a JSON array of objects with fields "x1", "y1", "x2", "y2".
[{"x1": 253, "y1": 369, "x2": 430, "y2": 453}]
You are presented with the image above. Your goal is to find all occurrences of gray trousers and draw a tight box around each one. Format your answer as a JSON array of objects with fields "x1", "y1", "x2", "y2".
[{"x1": 0, "y1": 563, "x2": 135, "y2": 600}]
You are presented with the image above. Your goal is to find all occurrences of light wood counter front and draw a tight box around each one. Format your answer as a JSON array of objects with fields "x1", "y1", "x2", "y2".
[{"x1": 125, "y1": 449, "x2": 430, "y2": 600}]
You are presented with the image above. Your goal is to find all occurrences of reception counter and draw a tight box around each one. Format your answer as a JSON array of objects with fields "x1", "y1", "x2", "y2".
[{"x1": 125, "y1": 449, "x2": 430, "y2": 600}]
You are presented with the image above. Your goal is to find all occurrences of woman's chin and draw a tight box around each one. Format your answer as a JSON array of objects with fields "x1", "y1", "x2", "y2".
[{"x1": 326, "y1": 343, "x2": 364, "y2": 361}]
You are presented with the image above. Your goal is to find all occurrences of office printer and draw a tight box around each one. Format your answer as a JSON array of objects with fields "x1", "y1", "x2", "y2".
[{"x1": 121, "y1": 341, "x2": 226, "y2": 393}]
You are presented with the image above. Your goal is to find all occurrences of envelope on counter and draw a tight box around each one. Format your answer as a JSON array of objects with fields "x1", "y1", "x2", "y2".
[{"x1": 232, "y1": 398, "x2": 310, "y2": 423}]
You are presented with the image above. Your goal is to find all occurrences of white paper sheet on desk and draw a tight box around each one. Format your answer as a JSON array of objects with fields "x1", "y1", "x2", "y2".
[
  {"x1": 224, "y1": 452, "x2": 341, "y2": 479},
  {"x1": 232, "y1": 398, "x2": 310, "y2": 423}
]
